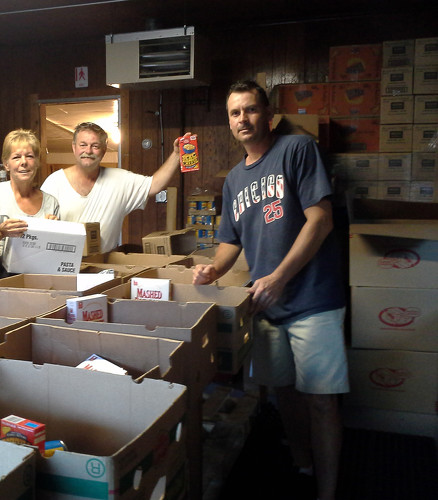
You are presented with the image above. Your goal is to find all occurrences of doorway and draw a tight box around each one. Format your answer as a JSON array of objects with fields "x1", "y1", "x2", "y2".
[{"x1": 38, "y1": 96, "x2": 120, "y2": 182}]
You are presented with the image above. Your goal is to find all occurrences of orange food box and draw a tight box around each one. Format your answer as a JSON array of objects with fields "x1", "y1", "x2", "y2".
[
  {"x1": 277, "y1": 83, "x2": 330, "y2": 115},
  {"x1": 329, "y1": 81, "x2": 381, "y2": 117},
  {"x1": 1, "y1": 415, "x2": 46, "y2": 454},
  {"x1": 329, "y1": 44, "x2": 382, "y2": 82},
  {"x1": 179, "y1": 134, "x2": 200, "y2": 172}
]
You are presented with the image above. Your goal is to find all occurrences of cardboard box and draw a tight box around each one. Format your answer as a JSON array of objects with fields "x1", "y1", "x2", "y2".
[
  {"x1": 377, "y1": 181, "x2": 410, "y2": 201},
  {"x1": 329, "y1": 44, "x2": 382, "y2": 82},
  {"x1": 347, "y1": 181, "x2": 379, "y2": 199},
  {"x1": 82, "y1": 250, "x2": 191, "y2": 268},
  {"x1": 412, "y1": 123, "x2": 438, "y2": 152},
  {"x1": 336, "y1": 153, "x2": 379, "y2": 181},
  {"x1": 0, "y1": 358, "x2": 187, "y2": 499},
  {"x1": 82, "y1": 222, "x2": 100, "y2": 256},
  {"x1": 414, "y1": 95, "x2": 438, "y2": 123},
  {"x1": 0, "y1": 322, "x2": 185, "y2": 384},
  {"x1": 415, "y1": 37, "x2": 438, "y2": 65},
  {"x1": 330, "y1": 118, "x2": 380, "y2": 153},
  {"x1": 80, "y1": 262, "x2": 149, "y2": 282},
  {"x1": 382, "y1": 39, "x2": 415, "y2": 68},
  {"x1": 272, "y1": 114, "x2": 319, "y2": 141},
  {"x1": 105, "y1": 282, "x2": 253, "y2": 374},
  {"x1": 413, "y1": 65, "x2": 438, "y2": 94},
  {"x1": 135, "y1": 264, "x2": 251, "y2": 287},
  {"x1": 380, "y1": 95, "x2": 414, "y2": 124},
  {"x1": 0, "y1": 273, "x2": 121, "y2": 296},
  {"x1": 409, "y1": 181, "x2": 437, "y2": 203},
  {"x1": 0, "y1": 289, "x2": 76, "y2": 319},
  {"x1": 38, "y1": 299, "x2": 217, "y2": 390},
  {"x1": 276, "y1": 83, "x2": 330, "y2": 115},
  {"x1": 329, "y1": 81, "x2": 380, "y2": 117},
  {"x1": 379, "y1": 124, "x2": 413, "y2": 152},
  {"x1": 381, "y1": 66, "x2": 413, "y2": 96},
  {"x1": 378, "y1": 153, "x2": 412, "y2": 181},
  {"x1": 351, "y1": 286, "x2": 438, "y2": 351},
  {"x1": 142, "y1": 228, "x2": 197, "y2": 256},
  {"x1": 2, "y1": 218, "x2": 85, "y2": 275},
  {"x1": 344, "y1": 348, "x2": 438, "y2": 415},
  {"x1": 0, "y1": 440, "x2": 35, "y2": 500},
  {"x1": 411, "y1": 152, "x2": 438, "y2": 180},
  {"x1": 349, "y1": 221, "x2": 438, "y2": 288}
]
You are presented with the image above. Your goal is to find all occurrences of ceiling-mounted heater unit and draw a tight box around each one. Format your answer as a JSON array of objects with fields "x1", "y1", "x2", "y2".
[{"x1": 105, "y1": 26, "x2": 210, "y2": 89}]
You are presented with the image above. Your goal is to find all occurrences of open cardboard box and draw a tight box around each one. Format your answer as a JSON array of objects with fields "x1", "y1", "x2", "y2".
[
  {"x1": 0, "y1": 322, "x2": 186, "y2": 384},
  {"x1": 80, "y1": 262, "x2": 149, "y2": 283},
  {"x1": 142, "y1": 228, "x2": 197, "y2": 256},
  {"x1": 136, "y1": 265, "x2": 251, "y2": 288},
  {"x1": 82, "y1": 251, "x2": 191, "y2": 267},
  {"x1": 0, "y1": 440, "x2": 36, "y2": 500},
  {"x1": 37, "y1": 298, "x2": 217, "y2": 391},
  {"x1": 0, "y1": 273, "x2": 121, "y2": 296},
  {"x1": 0, "y1": 358, "x2": 187, "y2": 500},
  {"x1": 105, "y1": 282, "x2": 253, "y2": 374}
]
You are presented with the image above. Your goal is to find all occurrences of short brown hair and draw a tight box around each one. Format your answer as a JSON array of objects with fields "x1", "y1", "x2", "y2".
[
  {"x1": 2, "y1": 129, "x2": 40, "y2": 165},
  {"x1": 226, "y1": 80, "x2": 270, "y2": 109},
  {"x1": 73, "y1": 122, "x2": 108, "y2": 145}
]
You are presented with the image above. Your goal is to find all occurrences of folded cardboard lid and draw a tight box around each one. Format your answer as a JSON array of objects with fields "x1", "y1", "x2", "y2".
[{"x1": 350, "y1": 220, "x2": 438, "y2": 240}]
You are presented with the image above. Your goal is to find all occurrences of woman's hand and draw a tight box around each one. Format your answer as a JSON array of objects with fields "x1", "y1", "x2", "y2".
[{"x1": 0, "y1": 218, "x2": 28, "y2": 238}]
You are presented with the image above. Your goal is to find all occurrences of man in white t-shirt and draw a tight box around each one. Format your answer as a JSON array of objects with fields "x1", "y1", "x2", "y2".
[{"x1": 42, "y1": 122, "x2": 188, "y2": 253}]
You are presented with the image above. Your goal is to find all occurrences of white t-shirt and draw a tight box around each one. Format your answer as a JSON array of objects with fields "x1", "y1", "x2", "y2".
[
  {"x1": 0, "y1": 180, "x2": 59, "y2": 218},
  {"x1": 41, "y1": 167, "x2": 152, "y2": 253}
]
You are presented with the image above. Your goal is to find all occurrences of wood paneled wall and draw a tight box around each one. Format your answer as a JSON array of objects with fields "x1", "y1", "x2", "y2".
[{"x1": 0, "y1": 9, "x2": 436, "y2": 247}]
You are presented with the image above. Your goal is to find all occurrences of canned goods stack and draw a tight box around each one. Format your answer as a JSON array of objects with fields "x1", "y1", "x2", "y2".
[{"x1": 186, "y1": 193, "x2": 222, "y2": 249}]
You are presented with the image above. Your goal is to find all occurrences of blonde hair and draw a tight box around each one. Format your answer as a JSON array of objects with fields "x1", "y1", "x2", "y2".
[{"x1": 2, "y1": 129, "x2": 41, "y2": 165}]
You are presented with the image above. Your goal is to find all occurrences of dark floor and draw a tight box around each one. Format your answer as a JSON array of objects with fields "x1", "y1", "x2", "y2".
[{"x1": 216, "y1": 403, "x2": 438, "y2": 500}]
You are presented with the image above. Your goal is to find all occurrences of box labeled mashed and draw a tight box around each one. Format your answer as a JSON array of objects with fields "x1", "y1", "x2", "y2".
[{"x1": 66, "y1": 294, "x2": 108, "y2": 323}]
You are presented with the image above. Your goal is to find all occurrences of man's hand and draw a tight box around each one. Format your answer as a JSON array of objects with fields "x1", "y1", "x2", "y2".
[
  {"x1": 192, "y1": 264, "x2": 217, "y2": 285},
  {"x1": 0, "y1": 218, "x2": 28, "y2": 238},
  {"x1": 248, "y1": 273, "x2": 285, "y2": 314}
]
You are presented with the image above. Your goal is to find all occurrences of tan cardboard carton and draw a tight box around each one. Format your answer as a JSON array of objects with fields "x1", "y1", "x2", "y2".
[
  {"x1": 142, "y1": 228, "x2": 197, "y2": 256},
  {"x1": 351, "y1": 286, "x2": 438, "y2": 351},
  {"x1": 349, "y1": 220, "x2": 438, "y2": 288},
  {"x1": 379, "y1": 124, "x2": 413, "y2": 153},
  {"x1": 380, "y1": 95, "x2": 414, "y2": 124},
  {"x1": 344, "y1": 348, "x2": 438, "y2": 415},
  {"x1": 0, "y1": 322, "x2": 185, "y2": 384},
  {"x1": 378, "y1": 153, "x2": 412, "y2": 181},
  {"x1": 414, "y1": 95, "x2": 438, "y2": 123},
  {"x1": 0, "y1": 441, "x2": 35, "y2": 500},
  {"x1": 382, "y1": 39, "x2": 415, "y2": 68},
  {"x1": 0, "y1": 289, "x2": 76, "y2": 319},
  {"x1": 412, "y1": 123, "x2": 438, "y2": 152},
  {"x1": 380, "y1": 66, "x2": 413, "y2": 96},
  {"x1": 82, "y1": 250, "x2": 191, "y2": 267},
  {"x1": 413, "y1": 65, "x2": 438, "y2": 94},
  {"x1": 0, "y1": 358, "x2": 187, "y2": 500},
  {"x1": 415, "y1": 37, "x2": 438, "y2": 65}
]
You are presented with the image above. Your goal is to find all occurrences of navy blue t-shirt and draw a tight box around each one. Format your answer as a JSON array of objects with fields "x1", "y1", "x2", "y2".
[{"x1": 219, "y1": 134, "x2": 345, "y2": 323}]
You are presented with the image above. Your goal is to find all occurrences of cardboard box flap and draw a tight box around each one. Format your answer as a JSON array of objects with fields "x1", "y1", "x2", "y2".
[
  {"x1": 0, "y1": 290, "x2": 76, "y2": 318},
  {"x1": 350, "y1": 221, "x2": 438, "y2": 241}
]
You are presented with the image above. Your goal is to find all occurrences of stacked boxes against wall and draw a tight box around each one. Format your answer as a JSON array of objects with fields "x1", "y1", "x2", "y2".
[
  {"x1": 186, "y1": 193, "x2": 222, "y2": 249},
  {"x1": 345, "y1": 220, "x2": 438, "y2": 439}
]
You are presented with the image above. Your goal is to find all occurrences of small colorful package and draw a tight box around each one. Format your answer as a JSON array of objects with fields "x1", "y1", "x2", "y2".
[
  {"x1": 1, "y1": 415, "x2": 46, "y2": 454},
  {"x1": 66, "y1": 294, "x2": 108, "y2": 323},
  {"x1": 179, "y1": 134, "x2": 200, "y2": 172},
  {"x1": 131, "y1": 277, "x2": 171, "y2": 301}
]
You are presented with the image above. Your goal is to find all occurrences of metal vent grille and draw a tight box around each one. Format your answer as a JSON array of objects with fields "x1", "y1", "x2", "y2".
[{"x1": 139, "y1": 36, "x2": 192, "y2": 79}]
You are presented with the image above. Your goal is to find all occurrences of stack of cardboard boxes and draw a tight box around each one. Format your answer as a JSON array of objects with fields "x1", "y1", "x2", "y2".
[
  {"x1": 344, "y1": 217, "x2": 438, "y2": 443},
  {"x1": 274, "y1": 37, "x2": 438, "y2": 204}
]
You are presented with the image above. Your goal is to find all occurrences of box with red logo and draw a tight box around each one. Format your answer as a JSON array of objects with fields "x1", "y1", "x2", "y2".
[
  {"x1": 329, "y1": 81, "x2": 380, "y2": 117},
  {"x1": 349, "y1": 221, "x2": 438, "y2": 288},
  {"x1": 351, "y1": 286, "x2": 438, "y2": 351},
  {"x1": 66, "y1": 294, "x2": 108, "y2": 323},
  {"x1": 1, "y1": 415, "x2": 46, "y2": 454},
  {"x1": 130, "y1": 277, "x2": 171, "y2": 301},
  {"x1": 277, "y1": 83, "x2": 330, "y2": 115},
  {"x1": 345, "y1": 348, "x2": 438, "y2": 414},
  {"x1": 329, "y1": 44, "x2": 382, "y2": 82},
  {"x1": 330, "y1": 117, "x2": 380, "y2": 153},
  {"x1": 179, "y1": 134, "x2": 199, "y2": 172}
]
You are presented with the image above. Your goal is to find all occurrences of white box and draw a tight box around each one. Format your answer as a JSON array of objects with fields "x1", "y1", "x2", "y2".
[
  {"x1": 382, "y1": 39, "x2": 415, "y2": 68},
  {"x1": 411, "y1": 152, "x2": 438, "y2": 180},
  {"x1": 409, "y1": 181, "x2": 437, "y2": 203},
  {"x1": 347, "y1": 181, "x2": 379, "y2": 199},
  {"x1": 130, "y1": 277, "x2": 171, "y2": 301},
  {"x1": 412, "y1": 123, "x2": 438, "y2": 152},
  {"x1": 414, "y1": 95, "x2": 438, "y2": 123},
  {"x1": 0, "y1": 358, "x2": 187, "y2": 500},
  {"x1": 380, "y1": 95, "x2": 414, "y2": 124},
  {"x1": 349, "y1": 221, "x2": 438, "y2": 288},
  {"x1": 415, "y1": 37, "x2": 438, "y2": 65},
  {"x1": 66, "y1": 294, "x2": 108, "y2": 323},
  {"x1": 351, "y1": 286, "x2": 438, "y2": 351},
  {"x1": 413, "y1": 64, "x2": 438, "y2": 94},
  {"x1": 345, "y1": 348, "x2": 438, "y2": 415},
  {"x1": 379, "y1": 124, "x2": 413, "y2": 153},
  {"x1": 0, "y1": 440, "x2": 35, "y2": 500},
  {"x1": 380, "y1": 66, "x2": 413, "y2": 96},
  {"x1": 2, "y1": 217, "x2": 85, "y2": 275},
  {"x1": 377, "y1": 181, "x2": 410, "y2": 201},
  {"x1": 378, "y1": 153, "x2": 412, "y2": 181}
]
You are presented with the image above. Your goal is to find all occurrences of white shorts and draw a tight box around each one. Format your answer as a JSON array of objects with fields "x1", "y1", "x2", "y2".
[{"x1": 251, "y1": 308, "x2": 349, "y2": 394}]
